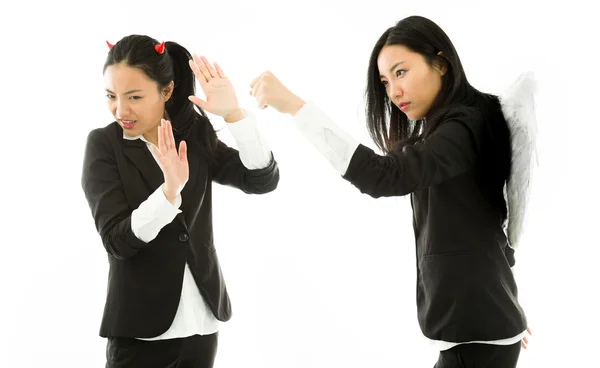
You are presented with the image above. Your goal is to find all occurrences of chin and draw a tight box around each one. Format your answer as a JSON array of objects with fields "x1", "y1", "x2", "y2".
[
  {"x1": 121, "y1": 127, "x2": 138, "y2": 136},
  {"x1": 407, "y1": 113, "x2": 424, "y2": 121}
]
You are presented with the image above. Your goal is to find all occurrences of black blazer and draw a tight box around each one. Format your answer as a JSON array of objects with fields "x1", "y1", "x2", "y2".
[
  {"x1": 81, "y1": 121, "x2": 279, "y2": 338},
  {"x1": 342, "y1": 95, "x2": 527, "y2": 343}
]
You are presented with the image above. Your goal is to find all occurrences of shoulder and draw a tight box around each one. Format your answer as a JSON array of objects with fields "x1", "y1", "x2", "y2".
[
  {"x1": 434, "y1": 105, "x2": 485, "y2": 138},
  {"x1": 86, "y1": 121, "x2": 120, "y2": 141},
  {"x1": 438, "y1": 92, "x2": 506, "y2": 133},
  {"x1": 84, "y1": 122, "x2": 122, "y2": 156}
]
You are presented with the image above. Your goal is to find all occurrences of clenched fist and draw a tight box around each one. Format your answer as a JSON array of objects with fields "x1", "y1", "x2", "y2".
[{"x1": 249, "y1": 71, "x2": 306, "y2": 115}]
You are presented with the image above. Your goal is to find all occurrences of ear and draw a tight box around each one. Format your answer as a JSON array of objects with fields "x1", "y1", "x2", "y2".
[
  {"x1": 435, "y1": 51, "x2": 448, "y2": 76},
  {"x1": 162, "y1": 81, "x2": 175, "y2": 101}
]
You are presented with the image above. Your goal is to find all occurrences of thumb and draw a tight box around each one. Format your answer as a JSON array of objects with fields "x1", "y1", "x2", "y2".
[{"x1": 188, "y1": 96, "x2": 207, "y2": 109}]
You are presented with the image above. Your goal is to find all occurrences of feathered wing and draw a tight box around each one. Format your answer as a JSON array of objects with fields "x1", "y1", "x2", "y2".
[{"x1": 500, "y1": 72, "x2": 539, "y2": 249}]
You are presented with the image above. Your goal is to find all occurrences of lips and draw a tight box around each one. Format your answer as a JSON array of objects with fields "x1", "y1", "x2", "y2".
[
  {"x1": 398, "y1": 102, "x2": 410, "y2": 112},
  {"x1": 119, "y1": 119, "x2": 136, "y2": 129}
]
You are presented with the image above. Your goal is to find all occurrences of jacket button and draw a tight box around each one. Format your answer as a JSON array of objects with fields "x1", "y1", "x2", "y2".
[{"x1": 178, "y1": 233, "x2": 189, "y2": 242}]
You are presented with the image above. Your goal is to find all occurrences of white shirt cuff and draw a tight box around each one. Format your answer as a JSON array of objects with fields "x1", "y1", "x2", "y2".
[
  {"x1": 225, "y1": 109, "x2": 272, "y2": 170},
  {"x1": 131, "y1": 185, "x2": 182, "y2": 243}
]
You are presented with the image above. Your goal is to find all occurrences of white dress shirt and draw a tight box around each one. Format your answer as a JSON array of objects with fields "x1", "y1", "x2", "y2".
[
  {"x1": 123, "y1": 109, "x2": 272, "y2": 341},
  {"x1": 292, "y1": 100, "x2": 527, "y2": 351}
]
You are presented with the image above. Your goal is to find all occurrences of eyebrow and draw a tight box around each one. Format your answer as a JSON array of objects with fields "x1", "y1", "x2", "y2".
[
  {"x1": 380, "y1": 61, "x2": 405, "y2": 78},
  {"x1": 105, "y1": 89, "x2": 143, "y2": 95}
]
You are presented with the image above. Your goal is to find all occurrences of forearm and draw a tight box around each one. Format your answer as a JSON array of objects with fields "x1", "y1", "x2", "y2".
[
  {"x1": 131, "y1": 185, "x2": 182, "y2": 243},
  {"x1": 212, "y1": 139, "x2": 280, "y2": 195},
  {"x1": 240, "y1": 154, "x2": 279, "y2": 194},
  {"x1": 225, "y1": 108, "x2": 273, "y2": 169},
  {"x1": 292, "y1": 100, "x2": 361, "y2": 176},
  {"x1": 292, "y1": 102, "x2": 482, "y2": 198}
]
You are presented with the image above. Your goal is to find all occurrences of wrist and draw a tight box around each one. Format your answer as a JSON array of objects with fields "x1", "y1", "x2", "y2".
[
  {"x1": 161, "y1": 184, "x2": 177, "y2": 204},
  {"x1": 224, "y1": 108, "x2": 244, "y2": 123},
  {"x1": 287, "y1": 96, "x2": 306, "y2": 116}
]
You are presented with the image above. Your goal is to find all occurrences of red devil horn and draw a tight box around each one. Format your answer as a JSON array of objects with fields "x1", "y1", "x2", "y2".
[
  {"x1": 154, "y1": 41, "x2": 165, "y2": 54},
  {"x1": 106, "y1": 41, "x2": 114, "y2": 49}
]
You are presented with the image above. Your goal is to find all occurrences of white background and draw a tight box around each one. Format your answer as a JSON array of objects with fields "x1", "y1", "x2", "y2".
[{"x1": 1, "y1": 0, "x2": 597, "y2": 367}]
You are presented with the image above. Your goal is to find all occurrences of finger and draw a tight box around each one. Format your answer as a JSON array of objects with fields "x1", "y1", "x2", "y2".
[
  {"x1": 200, "y1": 56, "x2": 218, "y2": 78},
  {"x1": 158, "y1": 120, "x2": 165, "y2": 152},
  {"x1": 167, "y1": 120, "x2": 175, "y2": 151},
  {"x1": 214, "y1": 62, "x2": 227, "y2": 79},
  {"x1": 189, "y1": 59, "x2": 207, "y2": 87},
  {"x1": 251, "y1": 80, "x2": 261, "y2": 97},
  {"x1": 250, "y1": 73, "x2": 263, "y2": 89},
  {"x1": 521, "y1": 341, "x2": 527, "y2": 349},
  {"x1": 188, "y1": 95, "x2": 207, "y2": 110},
  {"x1": 193, "y1": 54, "x2": 213, "y2": 81},
  {"x1": 162, "y1": 120, "x2": 170, "y2": 151},
  {"x1": 179, "y1": 140, "x2": 187, "y2": 163},
  {"x1": 527, "y1": 327, "x2": 532, "y2": 335},
  {"x1": 256, "y1": 95, "x2": 268, "y2": 109},
  {"x1": 523, "y1": 336, "x2": 528, "y2": 344},
  {"x1": 163, "y1": 120, "x2": 171, "y2": 151},
  {"x1": 254, "y1": 84, "x2": 268, "y2": 109}
]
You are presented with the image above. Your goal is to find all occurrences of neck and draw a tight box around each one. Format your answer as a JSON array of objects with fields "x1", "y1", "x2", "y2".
[
  {"x1": 145, "y1": 111, "x2": 168, "y2": 146},
  {"x1": 144, "y1": 122, "x2": 161, "y2": 147},
  {"x1": 143, "y1": 131, "x2": 158, "y2": 147}
]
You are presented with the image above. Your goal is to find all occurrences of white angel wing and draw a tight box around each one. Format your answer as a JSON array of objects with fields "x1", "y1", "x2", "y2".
[{"x1": 500, "y1": 72, "x2": 539, "y2": 249}]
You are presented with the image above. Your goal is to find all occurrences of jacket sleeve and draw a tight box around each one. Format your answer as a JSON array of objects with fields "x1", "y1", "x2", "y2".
[
  {"x1": 81, "y1": 129, "x2": 157, "y2": 260},
  {"x1": 342, "y1": 108, "x2": 484, "y2": 198},
  {"x1": 211, "y1": 109, "x2": 279, "y2": 194},
  {"x1": 211, "y1": 139, "x2": 280, "y2": 194}
]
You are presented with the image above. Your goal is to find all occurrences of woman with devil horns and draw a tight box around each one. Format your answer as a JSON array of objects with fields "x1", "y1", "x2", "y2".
[
  {"x1": 81, "y1": 35, "x2": 279, "y2": 367},
  {"x1": 249, "y1": 16, "x2": 536, "y2": 368}
]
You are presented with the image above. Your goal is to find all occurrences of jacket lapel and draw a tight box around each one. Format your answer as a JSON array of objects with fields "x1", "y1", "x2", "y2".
[{"x1": 122, "y1": 138, "x2": 164, "y2": 194}]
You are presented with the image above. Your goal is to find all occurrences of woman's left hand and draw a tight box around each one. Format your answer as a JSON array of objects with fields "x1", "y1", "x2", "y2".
[
  {"x1": 521, "y1": 327, "x2": 532, "y2": 349},
  {"x1": 188, "y1": 54, "x2": 242, "y2": 122}
]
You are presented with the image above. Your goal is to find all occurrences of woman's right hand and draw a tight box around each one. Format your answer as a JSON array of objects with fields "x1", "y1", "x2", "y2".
[
  {"x1": 249, "y1": 71, "x2": 306, "y2": 116},
  {"x1": 150, "y1": 119, "x2": 189, "y2": 203}
]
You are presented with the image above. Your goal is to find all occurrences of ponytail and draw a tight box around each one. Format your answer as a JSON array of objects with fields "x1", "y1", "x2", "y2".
[{"x1": 164, "y1": 41, "x2": 217, "y2": 159}]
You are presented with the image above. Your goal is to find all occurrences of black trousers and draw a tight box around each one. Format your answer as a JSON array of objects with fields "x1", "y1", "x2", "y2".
[
  {"x1": 434, "y1": 341, "x2": 521, "y2": 368},
  {"x1": 105, "y1": 332, "x2": 218, "y2": 368}
]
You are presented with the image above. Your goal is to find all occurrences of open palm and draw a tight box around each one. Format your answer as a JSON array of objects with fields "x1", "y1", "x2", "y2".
[
  {"x1": 150, "y1": 119, "x2": 189, "y2": 196},
  {"x1": 188, "y1": 54, "x2": 239, "y2": 118}
]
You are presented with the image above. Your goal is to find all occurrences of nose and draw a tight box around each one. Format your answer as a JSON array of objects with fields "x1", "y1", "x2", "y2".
[
  {"x1": 389, "y1": 80, "x2": 403, "y2": 103},
  {"x1": 115, "y1": 98, "x2": 131, "y2": 118}
]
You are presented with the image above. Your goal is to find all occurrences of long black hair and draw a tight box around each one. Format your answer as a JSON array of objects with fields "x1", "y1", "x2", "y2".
[
  {"x1": 365, "y1": 15, "x2": 480, "y2": 153},
  {"x1": 104, "y1": 35, "x2": 217, "y2": 159}
]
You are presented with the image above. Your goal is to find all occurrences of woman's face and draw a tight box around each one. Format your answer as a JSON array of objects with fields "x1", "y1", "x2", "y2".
[
  {"x1": 377, "y1": 45, "x2": 446, "y2": 120},
  {"x1": 104, "y1": 63, "x2": 172, "y2": 144}
]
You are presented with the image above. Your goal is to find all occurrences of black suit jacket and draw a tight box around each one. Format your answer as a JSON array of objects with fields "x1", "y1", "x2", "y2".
[
  {"x1": 81, "y1": 121, "x2": 279, "y2": 338},
  {"x1": 342, "y1": 95, "x2": 527, "y2": 343}
]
